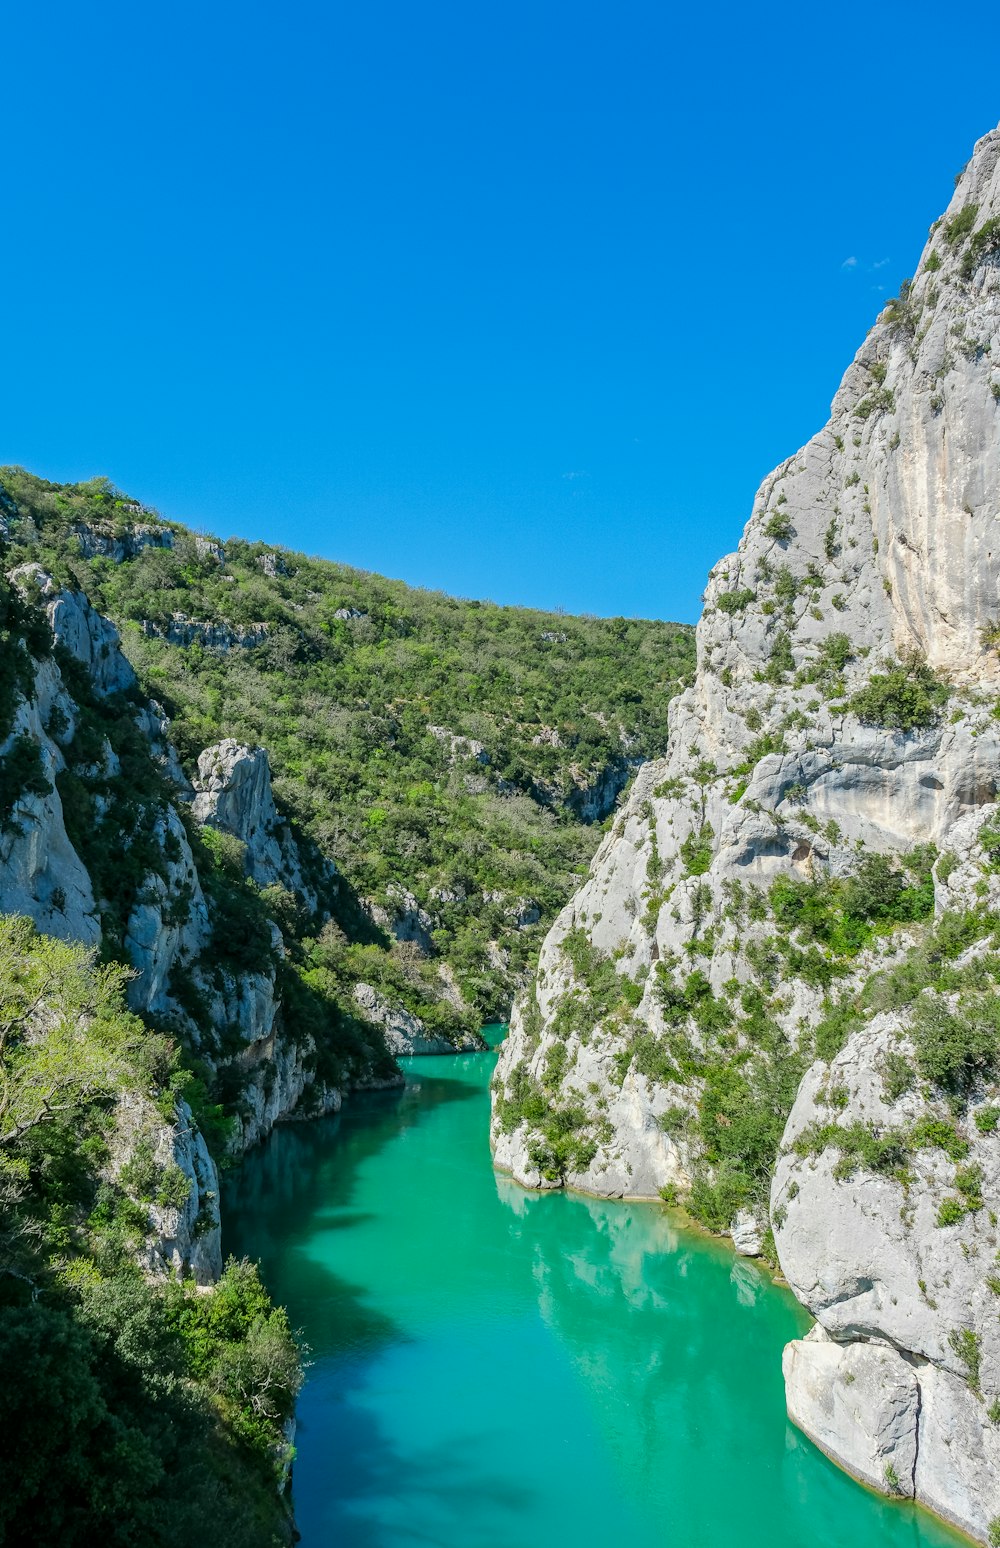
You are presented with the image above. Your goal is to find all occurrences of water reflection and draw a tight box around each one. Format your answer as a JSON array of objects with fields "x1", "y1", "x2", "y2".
[{"x1": 226, "y1": 1052, "x2": 967, "y2": 1548}]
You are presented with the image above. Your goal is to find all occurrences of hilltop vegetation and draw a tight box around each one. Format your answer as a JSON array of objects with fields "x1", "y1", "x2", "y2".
[{"x1": 1, "y1": 467, "x2": 694, "y2": 1017}]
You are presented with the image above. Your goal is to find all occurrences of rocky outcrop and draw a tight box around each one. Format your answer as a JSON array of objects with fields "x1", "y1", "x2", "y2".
[
  {"x1": 563, "y1": 755, "x2": 642, "y2": 823},
  {"x1": 140, "y1": 614, "x2": 269, "y2": 650},
  {"x1": 0, "y1": 656, "x2": 99, "y2": 946},
  {"x1": 73, "y1": 520, "x2": 173, "y2": 564},
  {"x1": 191, "y1": 739, "x2": 322, "y2": 910},
  {"x1": 12, "y1": 563, "x2": 138, "y2": 698},
  {"x1": 491, "y1": 125, "x2": 1000, "y2": 1540},
  {"x1": 112, "y1": 1092, "x2": 222, "y2": 1285},
  {"x1": 770, "y1": 799, "x2": 1000, "y2": 1538},
  {"x1": 353, "y1": 981, "x2": 482, "y2": 1054},
  {"x1": 0, "y1": 568, "x2": 392, "y2": 1196},
  {"x1": 428, "y1": 725, "x2": 490, "y2": 764},
  {"x1": 368, "y1": 884, "x2": 435, "y2": 953}
]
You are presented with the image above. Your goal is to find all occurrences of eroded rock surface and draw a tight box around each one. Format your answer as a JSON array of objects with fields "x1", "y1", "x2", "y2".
[{"x1": 492, "y1": 125, "x2": 1000, "y2": 1540}]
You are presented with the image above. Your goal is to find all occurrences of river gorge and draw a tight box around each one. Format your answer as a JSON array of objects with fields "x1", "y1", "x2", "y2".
[{"x1": 225, "y1": 1034, "x2": 967, "y2": 1548}]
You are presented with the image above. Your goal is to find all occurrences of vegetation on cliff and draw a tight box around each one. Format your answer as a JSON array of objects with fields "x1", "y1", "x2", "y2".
[
  {"x1": 0, "y1": 916, "x2": 299, "y2": 1547},
  {"x1": 0, "y1": 465, "x2": 694, "y2": 1019}
]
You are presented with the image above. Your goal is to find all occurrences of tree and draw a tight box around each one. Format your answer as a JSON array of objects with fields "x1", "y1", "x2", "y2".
[{"x1": 0, "y1": 916, "x2": 148, "y2": 1152}]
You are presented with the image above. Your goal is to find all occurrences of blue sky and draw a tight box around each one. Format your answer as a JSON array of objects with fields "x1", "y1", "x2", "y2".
[{"x1": 3, "y1": 1, "x2": 999, "y2": 623}]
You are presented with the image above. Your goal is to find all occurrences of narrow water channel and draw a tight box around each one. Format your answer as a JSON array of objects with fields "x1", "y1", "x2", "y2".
[{"x1": 224, "y1": 1035, "x2": 966, "y2": 1548}]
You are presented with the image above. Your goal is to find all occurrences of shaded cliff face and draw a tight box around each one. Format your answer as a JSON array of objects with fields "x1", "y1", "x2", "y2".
[
  {"x1": 0, "y1": 563, "x2": 396, "y2": 1192},
  {"x1": 491, "y1": 126, "x2": 1000, "y2": 1540}
]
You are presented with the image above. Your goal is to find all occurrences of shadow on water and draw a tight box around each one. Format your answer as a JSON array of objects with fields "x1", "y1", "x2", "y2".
[
  {"x1": 224, "y1": 1065, "x2": 539, "y2": 1547},
  {"x1": 224, "y1": 1071, "x2": 480, "y2": 1348},
  {"x1": 225, "y1": 1056, "x2": 965, "y2": 1548}
]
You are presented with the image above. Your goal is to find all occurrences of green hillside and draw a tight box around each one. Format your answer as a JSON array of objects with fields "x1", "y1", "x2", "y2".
[{"x1": 1, "y1": 467, "x2": 694, "y2": 1016}]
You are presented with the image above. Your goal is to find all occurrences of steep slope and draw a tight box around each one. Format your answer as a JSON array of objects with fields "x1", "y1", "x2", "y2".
[
  {"x1": 1, "y1": 561, "x2": 401, "y2": 1153},
  {"x1": 0, "y1": 468, "x2": 694, "y2": 1022},
  {"x1": 491, "y1": 125, "x2": 1000, "y2": 1540},
  {"x1": 0, "y1": 916, "x2": 299, "y2": 1547},
  {"x1": 0, "y1": 467, "x2": 689, "y2": 1539}
]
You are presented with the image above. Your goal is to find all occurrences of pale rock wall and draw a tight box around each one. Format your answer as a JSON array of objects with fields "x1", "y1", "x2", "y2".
[
  {"x1": 353, "y1": 981, "x2": 482, "y2": 1054},
  {"x1": 191, "y1": 738, "x2": 322, "y2": 911},
  {"x1": 0, "y1": 657, "x2": 99, "y2": 946},
  {"x1": 112, "y1": 1091, "x2": 223, "y2": 1285},
  {"x1": 772, "y1": 800, "x2": 1000, "y2": 1539},
  {"x1": 492, "y1": 125, "x2": 1000, "y2": 1541}
]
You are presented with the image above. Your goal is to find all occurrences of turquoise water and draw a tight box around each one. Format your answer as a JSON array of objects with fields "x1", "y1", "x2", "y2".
[{"x1": 224, "y1": 1034, "x2": 966, "y2": 1548}]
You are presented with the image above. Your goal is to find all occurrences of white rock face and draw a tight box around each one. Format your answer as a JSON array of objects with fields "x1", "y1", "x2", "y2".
[
  {"x1": 73, "y1": 520, "x2": 173, "y2": 564},
  {"x1": 124, "y1": 805, "x2": 210, "y2": 1013},
  {"x1": 11, "y1": 563, "x2": 138, "y2": 698},
  {"x1": 783, "y1": 1326, "x2": 920, "y2": 1496},
  {"x1": 369, "y1": 884, "x2": 435, "y2": 953},
  {"x1": 141, "y1": 614, "x2": 269, "y2": 650},
  {"x1": 773, "y1": 977, "x2": 1000, "y2": 1539},
  {"x1": 113, "y1": 1093, "x2": 223, "y2": 1285},
  {"x1": 0, "y1": 658, "x2": 99, "y2": 946},
  {"x1": 492, "y1": 125, "x2": 1000, "y2": 1541},
  {"x1": 353, "y1": 982, "x2": 480, "y2": 1055},
  {"x1": 191, "y1": 738, "x2": 321, "y2": 909}
]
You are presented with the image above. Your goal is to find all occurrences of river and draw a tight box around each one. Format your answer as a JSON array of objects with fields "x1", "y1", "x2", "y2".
[{"x1": 224, "y1": 1033, "x2": 966, "y2": 1548}]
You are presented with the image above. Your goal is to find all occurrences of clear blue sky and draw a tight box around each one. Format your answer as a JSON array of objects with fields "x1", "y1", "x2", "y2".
[{"x1": 3, "y1": 2, "x2": 999, "y2": 624}]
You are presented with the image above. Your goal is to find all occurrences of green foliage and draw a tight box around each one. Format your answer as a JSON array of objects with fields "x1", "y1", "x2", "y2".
[
  {"x1": 764, "y1": 511, "x2": 794, "y2": 542},
  {"x1": 854, "y1": 386, "x2": 896, "y2": 420},
  {"x1": 911, "y1": 992, "x2": 1000, "y2": 1100},
  {"x1": 883, "y1": 280, "x2": 916, "y2": 334},
  {"x1": 680, "y1": 822, "x2": 714, "y2": 877},
  {"x1": 163, "y1": 1257, "x2": 301, "y2": 1454},
  {"x1": 948, "y1": 1326, "x2": 982, "y2": 1393},
  {"x1": 849, "y1": 654, "x2": 949, "y2": 732},
  {"x1": 793, "y1": 1118, "x2": 909, "y2": 1180},
  {"x1": 881, "y1": 1049, "x2": 914, "y2": 1102},
  {"x1": 765, "y1": 630, "x2": 795, "y2": 683},
  {"x1": 716, "y1": 588, "x2": 755, "y2": 615},
  {"x1": 494, "y1": 1058, "x2": 596, "y2": 1180},
  {"x1": 1, "y1": 466, "x2": 694, "y2": 1020},
  {"x1": 813, "y1": 998, "x2": 862, "y2": 1062},
  {"x1": 0, "y1": 917, "x2": 298, "y2": 1547},
  {"x1": 766, "y1": 850, "x2": 935, "y2": 985},
  {"x1": 959, "y1": 216, "x2": 1000, "y2": 279},
  {"x1": 909, "y1": 1116, "x2": 968, "y2": 1161},
  {"x1": 944, "y1": 203, "x2": 979, "y2": 245},
  {"x1": 0, "y1": 916, "x2": 156, "y2": 1158},
  {"x1": 0, "y1": 735, "x2": 51, "y2": 829}
]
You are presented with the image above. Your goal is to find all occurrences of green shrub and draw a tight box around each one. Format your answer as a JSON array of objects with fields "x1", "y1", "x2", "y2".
[
  {"x1": 944, "y1": 203, "x2": 979, "y2": 245},
  {"x1": 911, "y1": 993, "x2": 1000, "y2": 1098},
  {"x1": 0, "y1": 735, "x2": 51, "y2": 828},
  {"x1": 764, "y1": 511, "x2": 794, "y2": 542},
  {"x1": 854, "y1": 386, "x2": 895, "y2": 420},
  {"x1": 881, "y1": 1050, "x2": 914, "y2": 1102},
  {"x1": 948, "y1": 1326, "x2": 982, "y2": 1392},
  {"x1": 680, "y1": 823, "x2": 714, "y2": 877},
  {"x1": 960, "y1": 216, "x2": 1000, "y2": 279},
  {"x1": 717, "y1": 588, "x2": 755, "y2": 614},
  {"x1": 849, "y1": 655, "x2": 949, "y2": 732},
  {"x1": 765, "y1": 630, "x2": 794, "y2": 683}
]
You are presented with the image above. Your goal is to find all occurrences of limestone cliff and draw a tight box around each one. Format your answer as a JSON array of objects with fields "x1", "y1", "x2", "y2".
[
  {"x1": 492, "y1": 125, "x2": 1000, "y2": 1540},
  {"x1": 0, "y1": 559, "x2": 400, "y2": 1280}
]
